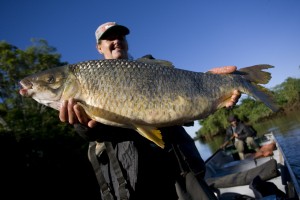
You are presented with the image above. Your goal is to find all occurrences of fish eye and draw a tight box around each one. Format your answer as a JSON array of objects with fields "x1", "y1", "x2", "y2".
[{"x1": 47, "y1": 75, "x2": 55, "y2": 84}]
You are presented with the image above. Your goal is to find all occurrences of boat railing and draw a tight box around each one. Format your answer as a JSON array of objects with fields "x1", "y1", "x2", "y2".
[{"x1": 273, "y1": 133, "x2": 300, "y2": 199}]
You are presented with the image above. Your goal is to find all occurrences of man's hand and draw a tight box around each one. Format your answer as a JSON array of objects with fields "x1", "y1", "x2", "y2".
[
  {"x1": 208, "y1": 65, "x2": 241, "y2": 108},
  {"x1": 220, "y1": 144, "x2": 226, "y2": 150},
  {"x1": 226, "y1": 89, "x2": 241, "y2": 108},
  {"x1": 208, "y1": 65, "x2": 237, "y2": 74},
  {"x1": 233, "y1": 133, "x2": 238, "y2": 138},
  {"x1": 59, "y1": 98, "x2": 97, "y2": 128}
]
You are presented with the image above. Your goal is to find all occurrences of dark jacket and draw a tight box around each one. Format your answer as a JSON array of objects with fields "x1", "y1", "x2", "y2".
[
  {"x1": 75, "y1": 123, "x2": 209, "y2": 200},
  {"x1": 225, "y1": 121, "x2": 252, "y2": 143}
]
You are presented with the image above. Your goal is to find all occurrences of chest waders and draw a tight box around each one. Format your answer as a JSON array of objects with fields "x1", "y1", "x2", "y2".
[
  {"x1": 88, "y1": 142, "x2": 129, "y2": 200},
  {"x1": 88, "y1": 141, "x2": 217, "y2": 200}
]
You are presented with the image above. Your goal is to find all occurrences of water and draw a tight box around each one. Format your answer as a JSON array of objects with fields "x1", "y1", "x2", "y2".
[
  {"x1": 195, "y1": 112, "x2": 300, "y2": 184},
  {"x1": 273, "y1": 121, "x2": 300, "y2": 193}
]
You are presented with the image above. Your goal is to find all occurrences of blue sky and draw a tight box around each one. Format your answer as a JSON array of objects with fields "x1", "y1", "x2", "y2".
[{"x1": 1, "y1": 0, "x2": 300, "y2": 138}]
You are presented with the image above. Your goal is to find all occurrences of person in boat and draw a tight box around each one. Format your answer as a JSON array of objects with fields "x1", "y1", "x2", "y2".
[
  {"x1": 222, "y1": 115, "x2": 260, "y2": 160},
  {"x1": 59, "y1": 22, "x2": 242, "y2": 200}
]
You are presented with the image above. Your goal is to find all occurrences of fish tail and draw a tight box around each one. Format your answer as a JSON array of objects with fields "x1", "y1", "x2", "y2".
[
  {"x1": 238, "y1": 64, "x2": 273, "y2": 84},
  {"x1": 238, "y1": 65, "x2": 279, "y2": 112},
  {"x1": 248, "y1": 84, "x2": 279, "y2": 112}
]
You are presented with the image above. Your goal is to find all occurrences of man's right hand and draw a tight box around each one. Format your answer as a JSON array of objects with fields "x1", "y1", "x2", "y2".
[
  {"x1": 208, "y1": 65, "x2": 237, "y2": 74},
  {"x1": 208, "y1": 66, "x2": 241, "y2": 108},
  {"x1": 59, "y1": 98, "x2": 98, "y2": 128}
]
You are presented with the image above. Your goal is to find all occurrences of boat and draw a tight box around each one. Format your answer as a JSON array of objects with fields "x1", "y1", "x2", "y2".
[{"x1": 204, "y1": 132, "x2": 300, "y2": 199}]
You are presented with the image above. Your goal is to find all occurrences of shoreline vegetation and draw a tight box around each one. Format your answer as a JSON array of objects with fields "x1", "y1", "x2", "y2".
[{"x1": 195, "y1": 102, "x2": 300, "y2": 141}]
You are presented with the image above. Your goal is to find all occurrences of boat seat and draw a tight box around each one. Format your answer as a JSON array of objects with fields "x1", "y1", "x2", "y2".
[
  {"x1": 206, "y1": 159, "x2": 258, "y2": 178},
  {"x1": 205, "y1": 159, "x2": 280, "y2": 188}
]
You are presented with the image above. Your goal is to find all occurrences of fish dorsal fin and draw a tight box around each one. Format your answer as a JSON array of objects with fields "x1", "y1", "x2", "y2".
[
  {"x1": 136, "y1": 55, "x2": 174, "y2": 68},
  {"x1": 133, "y1": 124, "x2": 165, "y2": 148}
]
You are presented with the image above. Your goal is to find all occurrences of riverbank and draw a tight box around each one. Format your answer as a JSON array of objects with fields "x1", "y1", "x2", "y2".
[
  {"x1": 197, "y1": 104, "x2": 300, "y2": 142},
  {"x1": 195, "y1": 109, "x2": 300, "y2": 161}
]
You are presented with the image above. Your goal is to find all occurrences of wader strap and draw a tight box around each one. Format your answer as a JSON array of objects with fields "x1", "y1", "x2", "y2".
[
  {"x1": 88, "y1": 142, "x2": 114, "y2": 200},
  {"x1": 105, "y1": 142, "x2": 129, "y2": 200},
  {"x1": 172, "y1": 144, "x2": 188, "y2": 176},
  {"x1": 172, "y1": 145, "x2": 218, "y2": 200}
]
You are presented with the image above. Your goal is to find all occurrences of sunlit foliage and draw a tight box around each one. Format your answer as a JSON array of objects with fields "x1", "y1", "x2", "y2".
[{"x1": 0, "y1": 39, "x2": 74, "y2": 140}]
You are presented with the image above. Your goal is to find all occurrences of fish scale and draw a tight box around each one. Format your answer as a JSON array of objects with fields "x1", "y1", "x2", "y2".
[{"x1": 19, "y1": 59, "x2": 278, "y2": 148}]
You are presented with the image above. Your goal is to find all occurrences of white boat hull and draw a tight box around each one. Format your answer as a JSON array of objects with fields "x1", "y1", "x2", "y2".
[{"x1": 204, "y1": 132, "x2": 299, "y2": 199}]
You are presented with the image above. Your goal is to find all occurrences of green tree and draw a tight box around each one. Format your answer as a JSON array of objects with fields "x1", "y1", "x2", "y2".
[
  {"x1": 0, "y1": 39, "x2": 73, "y2": 140},
  {"x1": 235, "y1": 97, "x2": 274, "y2": 123},
  {"x1": 198, "y1": 108, "x2": 232, "y2": 139},
  {"x1": 273, "y1": 77, "x2": 300, "y2": 106}
]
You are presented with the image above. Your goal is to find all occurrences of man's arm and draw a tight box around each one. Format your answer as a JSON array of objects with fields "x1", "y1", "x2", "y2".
[{"x1": 220, "y1": 127, "x2": 234, "y2": 149}]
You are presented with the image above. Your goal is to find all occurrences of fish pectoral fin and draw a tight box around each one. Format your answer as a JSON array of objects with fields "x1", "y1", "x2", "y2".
[
  {"x1": 134, "y1": 124, "x2": 165, "y2": 149},
  {"x1": 76, "y1": 102, "x2": 95, "y2": 118}
]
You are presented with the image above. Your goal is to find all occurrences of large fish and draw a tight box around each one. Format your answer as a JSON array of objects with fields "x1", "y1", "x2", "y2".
[{"x1": 19, "y1": 59, "x2": 278, "y2": 148}]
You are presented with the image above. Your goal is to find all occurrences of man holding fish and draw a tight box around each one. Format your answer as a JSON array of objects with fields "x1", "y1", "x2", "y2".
[{"x1": 58, "y1": 22, "x2": 241, "y2": 199}]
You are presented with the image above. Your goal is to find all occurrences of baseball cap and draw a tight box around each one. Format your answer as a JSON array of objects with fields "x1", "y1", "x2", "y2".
[{"x1": 95, "y1": 22, "x2": 130, "y2": 42}]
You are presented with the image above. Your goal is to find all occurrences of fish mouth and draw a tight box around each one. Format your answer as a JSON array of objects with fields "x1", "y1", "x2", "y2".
[
  {"x1": 19, "y1": 79, "x2": 33, "y2": 97},
  {"x1": 18, "y1": 78, "x2": 62, "y2": 110}
]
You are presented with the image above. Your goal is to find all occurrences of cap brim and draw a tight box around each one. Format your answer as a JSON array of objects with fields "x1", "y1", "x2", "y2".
[{"x1": 100, "y1": 25, "x2": 130, "y2": 40}]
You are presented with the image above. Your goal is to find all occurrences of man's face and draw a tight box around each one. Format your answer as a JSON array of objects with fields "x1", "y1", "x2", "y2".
[
  {"x1": 97, "y1": 33, "x2": 128, "y2": 59},
  {"x1": 230, "y1": 120, "x2": 237, "y2": 127}
]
